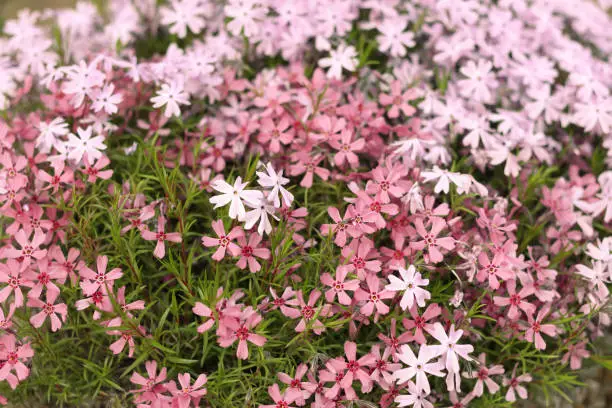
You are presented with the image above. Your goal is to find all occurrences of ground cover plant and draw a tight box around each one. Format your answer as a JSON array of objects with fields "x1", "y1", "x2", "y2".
[{"x1": 0, "y1": 0, "x2": 611, "y2": 407}]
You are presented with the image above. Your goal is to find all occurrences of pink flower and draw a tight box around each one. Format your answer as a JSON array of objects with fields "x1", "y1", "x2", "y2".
[
  {"x1": 259, "y1": 383, "x2": 297, "y2": 408},
  {"x1": 284, "y1": 290, "x2": 330, "y2": 335},
  {"x1": 462, "y1": 353, "x2": 504, "y2": 397},
  {"x1": 333, "y1": 341, "x2": 376, "y2": 394},
  {"x1": 321, "y1": 206, "x2": 351, "y2": 247},
  {"x1": 0, "y1": 334, "x2": 33, "y2": 381},
  {"x1": 402, "y1": 304, "x2": 442, "y2": 345},
  {"x1": 290, "y1": 153, "x2": 330, "y2": 188},
  {"x1": 493, "y1": 280, "x2": 536, "y2": 320},
  {"x1": 0, "y1": 259, "x2": 33, "y2": 307},
  {"x1": 355, "y1": 274, "x2": 394, "y2": 316},
  {"x1": 27, "y1": 288, "x2": 67, "y2": 331},
  {"x1": 339, "y1": 239, "x2": 381, "y2": 280},
  {"x1": 141, "y1": 216, "x2": 182, "y2": 259},
  {"x1": 26, "y1": 258, "x2": 66, "y2": 300},
  {"x1": 394, "y1": 344, "x2": 444, "y2": 394},
  {"x1": 258, "y1": 117, "x2": 294, "y2": 153},
  {"x1": 411, "y1": 218, "x2": 455, "y2": 264},
  {"x1": 167, "y1": 373, "x2": 208, "y2": 408},
  {"x1": 378, "y1": 319, "x2": 413, "y2": 361},
  {"x1": 277, "y1": 363, "x2": 312, "y2": 405},
  {"x1": 193, "y1": 302, "x2": 215, "y2": 334},
  {"x1": 386, "y1": 265, "x2": 431, "y2": 310},
  {"x1": 82, "y1": 154, "x2": 113, "y2": 183},
  {"x1": 503, "y1": 365, "x2": 532, "y2": 402},
  {"x1": 561, "y1": 341, "x2": 590, "y2": 370},
  {"x1": 380, "y1": 81, "x2": 418, "y2": 118},
  {"x1": 218, "y1": 308, "x2": 267, "y2": 360},
  {"x1": 329, "y1": 130, "x2": 364, "y2": 167},
  {"x1": 236, "y1": 233, "x2": 270, "y2": 273},
  {"x1": 476, "y1": 251, "x2": 514, "y2": 290},
  {"x1": 523, "y1": 305, "x2": 557, "y2": 350},
  {"x1": 2, "y1": 229, "x2": 47, "y2": 262},
  {"x1": 321, "y1": 267, "x2": 360, "y2": 305},
  {"x1": 79, "y1": 255, "x2": 124, "y2": 296},
  {"x1": 369, "y1": 344, "x2": 401, "y2": 389},
  {"x1": 130, "y1": 360, "x2": 168, "y2": 406}
]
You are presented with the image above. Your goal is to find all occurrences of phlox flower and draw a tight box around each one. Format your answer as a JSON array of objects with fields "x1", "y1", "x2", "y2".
[
  {"x1": 65, "y1": 126, "x2": 106, "y2": 163},
  {"x1": 259, "y1": 383, "x2": 297, "y2": 408},
  {"x1": 503, "y1": 365, "x2": 532, "y2": 402},
  {"x1": 79, "y1": 255, "x2": 123, "y2": 296},
  {"x1": 284, "y1": 290, "x2": 330, "y2": 335},
  {"x1": 402, "y1": 304, "x2": 442, "y2": 345},
  {"x1": 320, "y1": 267, "x2": 359, "y2": 305},
  {"x1": 522, "y1": 305, "x2": 557, "y2": 350},
  {"x1": 36, "y1": 117, "x2": 69, "y2": 153},
  {"x1": 369, "y1": 344, "x2": 401, "y2": 389},
  {"x1": 420, "y1": 166, "x2": 471, "y2": 195},
  {"x1": 380, "y1": 81, "x2": 418, "y2": 119},
  {"x1": 39, "y1": 159, "x2": 74, "y2": 193},
  {"x1": 457, "y1": 59, "x2": 498, "y2": 103},
  {"x1": 386, "y1": 265, "x2": 431, "y2": 310},
  {"x1": 209, "y1": 176, "x2": 263, "y2": 221},
  {"x1": 235, "y1": 233, "x2": 270, "y2": 273},
  {"x1": 167, "y1": 373, "x2": 207, "y2": 408},
  {"x1": 25, "y1": 258, "x2": 66, "y2": 300},
  {"x1": 318, "y1": 44, "x2": 358, "y2": 80},
  {"x1": 218, "y1": 307, "x2": 266, "y2": 360},
  {"x1": 160, "y1": 0, "x2": 207, "y2": 38},
  {"x1": 0, "y1": 259, "x2": 32, "y2": 307},
  {"x1": 329, "y1": 130, "x2": 365, "y2": 168},
  {"x1": 141, "y1": 216, "x2": 182, "y2": 259},
  {"x1": 2, "y1": 229, "x2": 47, "y2": 263},
  {"x1": 462, "y1": 353, "x2": 504, "y2": 397},
  {"x1": 82, "y1": 154, "x2": 113, "y2": 183},
  {"x1": 339, "y1": 239, "x2": 382, "y2": 280},
  {"x1": 91, "y1": 83, "x2": 122, "y2": 115},
  {"x1": 355, "y1": 274, "x2": 394, "y2": 316},
  {"x1": 258, "y1": 117, "x2": 294, "y2": 153},
  {"x1": 561, "y1": 341, "x2": 590, "y2": 370},
  {"x1": 411, "y1": 218, "x2": 455, "y2": 264},
  {"x1": 130, "y1": 360, "x2": 168, "y2": 406},
  {"x1": 27, "y1": 288, "x2": 67, "y2": 332},
  {"x1": 377, "y1": 19, "x2": 415, "y2": 57},
  {"x1": 0, "y1": 334, "x2": 33, "y2": 382},
  {"x1": 201, "y1": 219, "x2": 243, "y2": 261},
  {"x1": 428, "y1": 323, "x2": 474, "y2": 391},
  {"x1": 394, "y1": 380, "x2": 434, "y2": 408},
  {"x1": 493, "y1": 280, "x2": 536, "y2": 320},
  {"x1": 476, "y1": 251, "x2": 514, "y2": 290},
  {"x1": 277, "y1": 363, "x2": 314, "y2": 405},
  {"x1": 150, "y1": 80, "x2": 190, "y2": 118},
  {"x1": 108, "y1": 326, "x2": 145, "y2": 357},
  {"x1": 321, "y1": 206, "x2": 351, "y2": 247},
  {"x1": 394, "y1": 344, "x2": 444, "y2": 395},
  {"x1": 256, "y1": 162, "x2": 294, "y2": 208}
]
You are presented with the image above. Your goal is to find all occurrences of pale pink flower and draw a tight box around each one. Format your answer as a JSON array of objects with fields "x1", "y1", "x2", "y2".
[
  {"x1": 386, "y1": 265, "x2": 431, "y2": 310},
  {"x1": 394, "y1": 344, "x2": 444, "y2": 394}
]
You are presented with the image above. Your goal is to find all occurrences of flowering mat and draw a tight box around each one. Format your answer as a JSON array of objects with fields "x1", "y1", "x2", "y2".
[{"x1": 0, "y1": 0, "x2": 611, "y2": 407}]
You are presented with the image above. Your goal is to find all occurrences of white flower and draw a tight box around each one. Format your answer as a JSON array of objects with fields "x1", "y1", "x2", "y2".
[
  {"x1": 151, "y1": 80, "x2": 190, "y2": 118},
  {"x1": 395, "y1": 344, "x2": 444, "y2": 395},
  {"x1": 92, "y1": 84, "x2": 123, "y2": 115},
  {"x1": 37, "y1": 117, "x2": 69, "y2": 153},
  {"x1": 256, "y1": 162, "x2": 293, "y2": 208},
  {"x1": 65, "y1": 126, "x2": 107, "y2": 163},
  {"x1": 421, "y1": 166, "x2": 471, "y2": 195},
  {"x1": 385, "y1": 265, "x2": 431, "y2": 310},
  {"x1": 244, "y1": 195, "x2": 278, "y2": 236},
  {"x1": 318, "y1": 44, "x2": 358, "y2": 80},
  {"x1": 209, "y1": 176, "x2": 263, "y2": 221}
]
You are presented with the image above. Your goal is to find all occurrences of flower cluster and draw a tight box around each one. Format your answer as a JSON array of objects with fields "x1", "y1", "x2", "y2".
[{"x1": 0, "y1": 0, "x2": 610, "y2": 407}]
